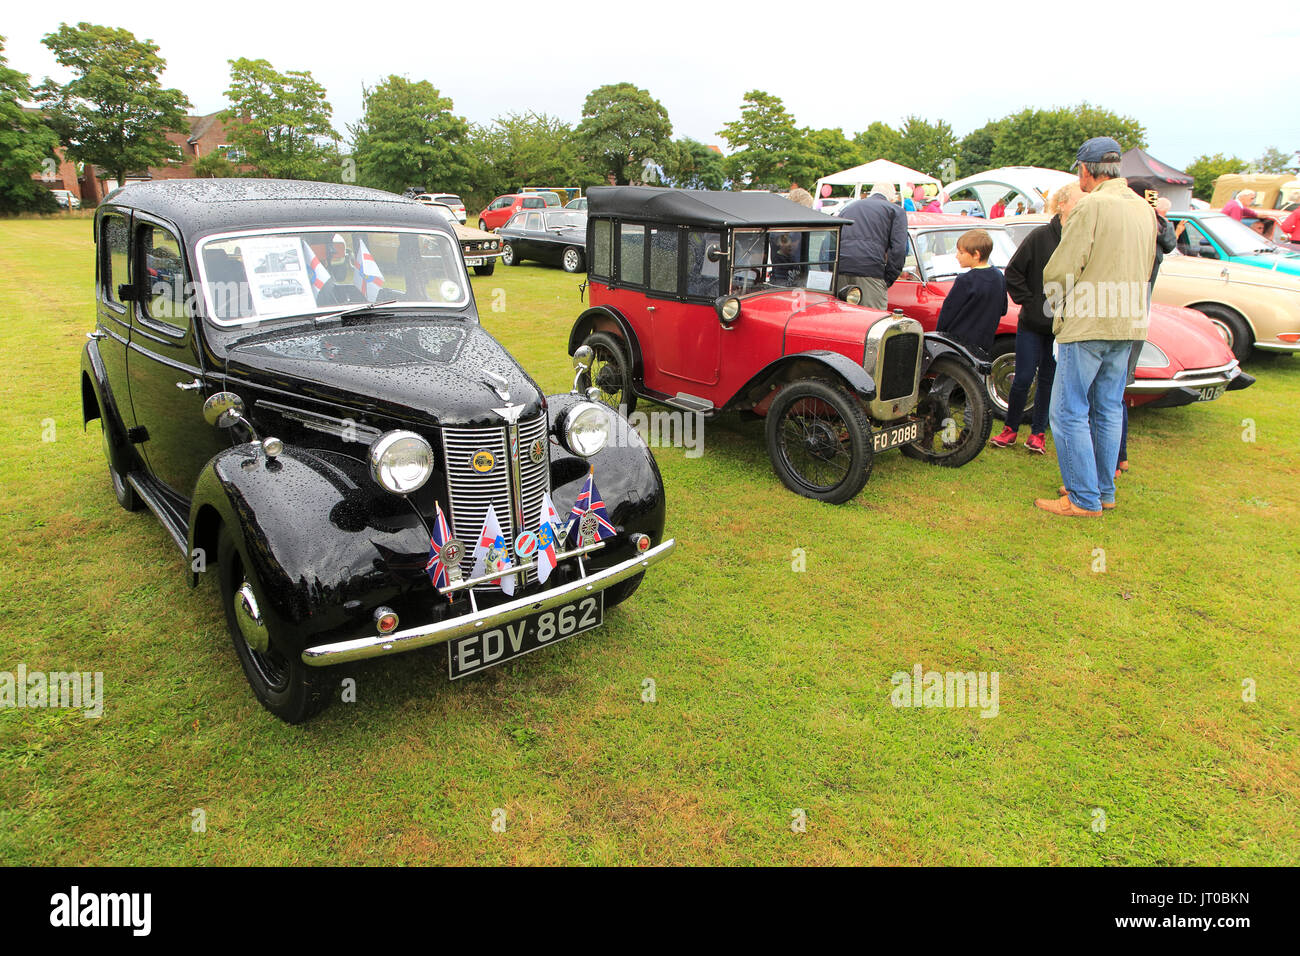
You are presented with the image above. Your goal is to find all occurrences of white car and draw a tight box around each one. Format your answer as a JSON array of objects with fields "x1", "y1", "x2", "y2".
[
  {"x1": 414, "y1": 193, "x2": 466, "y2": 223},
  {"x1": 50, "y1": 189, "x2": 81, "y2": 210}
]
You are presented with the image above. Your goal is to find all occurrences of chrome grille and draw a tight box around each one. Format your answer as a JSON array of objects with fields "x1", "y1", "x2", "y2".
[{"x1": 441, "y1": 415, "x2": 551, "y2": 585}]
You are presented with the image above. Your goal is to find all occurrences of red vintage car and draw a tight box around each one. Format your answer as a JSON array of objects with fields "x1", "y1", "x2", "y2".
[
  {"x1": 888, "y1": 213, "x2": 1255, "y2": 415},
  {"x1": 565, "y1": 187, "x2": 994, "y2": 504}
]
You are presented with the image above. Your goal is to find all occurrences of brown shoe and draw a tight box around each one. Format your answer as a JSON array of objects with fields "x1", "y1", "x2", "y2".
[
  {"x1": 1035, "y1": 494, "x2": 1102, "y2": 517},
  {"x1": 1058, "y1": 485, "x2": 1115, "y2": 510}
]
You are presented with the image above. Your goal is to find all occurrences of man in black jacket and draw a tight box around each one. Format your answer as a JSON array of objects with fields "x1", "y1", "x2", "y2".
[
  {"x1": 990, "y1": 182, "x2": 1083, "y2": 454},
  {"x1": 837, "y1": 184, "x2": 908, "y2": 310}
]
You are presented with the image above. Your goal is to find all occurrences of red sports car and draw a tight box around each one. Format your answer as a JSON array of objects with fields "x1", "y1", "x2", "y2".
[{"x1": 888, "y1": 213, "x2": 1255, "y2": 415}]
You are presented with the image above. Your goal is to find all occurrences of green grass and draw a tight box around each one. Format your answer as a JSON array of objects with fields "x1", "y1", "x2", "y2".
[{"x1": 1, "y1": 218, "x2": 1297, "y2": 865}]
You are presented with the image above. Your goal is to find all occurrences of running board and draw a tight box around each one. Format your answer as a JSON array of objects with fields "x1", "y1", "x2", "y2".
[
  {"x1": 667, "y1": 392, "x2": 715, "y2": 413},
  {"x1": 126, "y1": 473, "x2": 190, "y2": 555}
]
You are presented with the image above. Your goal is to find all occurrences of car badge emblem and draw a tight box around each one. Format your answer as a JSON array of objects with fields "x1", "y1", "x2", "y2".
[
  {"x1": 514, "y1": 531, "x2": 538, "y2": 558},
  {"x1": 471, "y1": 450, "x2": 495, "y2": 473},
  {"x1": 440, "y1": 538, "x2": 464, "y2": 567},
  {"x1": 529, "y1": 438, "x2": 546, "y2": 464},
  {"x1": 580, "y1": 513, "x2": 599, "y2": 542},
  {"x1": 483, "y1": 370, "x2": 511, "y2": 403},
  {"x1": 493, "y1": 402, "x2": 526, "y2": 424}
]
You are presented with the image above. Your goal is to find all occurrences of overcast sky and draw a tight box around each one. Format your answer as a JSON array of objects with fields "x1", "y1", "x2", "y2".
[{"x1": 5, "y1": 0, "x2": 1296, "y2": 172}]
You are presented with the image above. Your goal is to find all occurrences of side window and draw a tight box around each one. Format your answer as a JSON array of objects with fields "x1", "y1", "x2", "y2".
[
  {"x1": 903, "y1": 237, "x2": 919, "y2": 277},
  {"x1": 525, "y1": 213, "x2": 543, "y2": 231},
  {"x1": 102, "y1": 213, "x2": 130, "y2": 307},
  {"x1": 685, "y1": 230, "x2": 721, "y2": 297},
  {"x1": 523, "y1": 197, "x2": 544, "y2": 209},
  {"x1": 620, "y1": 224, "x2": 645, "y2": 285},
  {"x1": 591, "y1": 219, "x2": 612, "y2": 277},
  {"x1": 1178, "y1": 221, "x2": 1213, "y2": 257},
  {"x1": 491, "y1": 198, "x2": 508, "y2": 210},
  {"x1": 140, "y1": 225, "x2": 187, "y2": 328},
  {"x1": 504, "y1": 213, "x2": 523, "y2": 230},
  {"x1": 648, "y1": 227, "x2": 678, "y2": 294}
]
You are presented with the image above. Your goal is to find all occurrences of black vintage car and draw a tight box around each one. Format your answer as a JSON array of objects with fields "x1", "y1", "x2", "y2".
[
  {"x1": 82, "y1": 180, "x2": 674, "y2": 722},
  {"x1": 499, "y1": 208, "x2": 588, "y2": 273}
]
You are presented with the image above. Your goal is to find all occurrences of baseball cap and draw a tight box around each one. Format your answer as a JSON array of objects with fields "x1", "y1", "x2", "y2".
[{"x1": 1071, "y1": 136, "x2": 1122, "y2": 170}]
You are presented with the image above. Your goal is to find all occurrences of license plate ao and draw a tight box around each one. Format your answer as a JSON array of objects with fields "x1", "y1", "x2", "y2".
[
  {"x1": 447, "y1": 593, "x2": 604, "y2": 679},
  {"x1": 872, "y1": 419, "x2": 921, "y2": 453},
  {"x1": 1195, "y1": 384, "x2": 1226, "y2": 402},
  {"x1": 465, "y1": 257, "x2": 485, "y2": 266}
]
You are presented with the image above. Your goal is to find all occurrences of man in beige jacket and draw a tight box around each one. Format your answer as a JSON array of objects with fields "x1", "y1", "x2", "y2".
[{"x1": 1036, "y1": 137, "x2": 1156, "y2": 516}]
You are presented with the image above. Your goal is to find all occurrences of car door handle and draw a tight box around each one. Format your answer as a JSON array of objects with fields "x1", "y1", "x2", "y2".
[
  {"x1": 175, "y1": 379, "x2": 203, "y2": 391},
  {"x1": 86, "y1": 331, "x2": 107, "y2": 340},
  {"x1": 646, "y1": 305, "x2": 657, "y2": 312}
]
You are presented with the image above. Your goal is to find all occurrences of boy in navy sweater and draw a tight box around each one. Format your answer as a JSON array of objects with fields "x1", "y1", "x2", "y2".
[{"x1": 935, "y1": 230, "x2": 1007, "y2": 360}]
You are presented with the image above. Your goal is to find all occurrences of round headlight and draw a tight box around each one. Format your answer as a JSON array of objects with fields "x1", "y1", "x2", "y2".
[
  {"x1": 1137, "y1": 341, "x2": 1170, "y2": 369},
  {"x1": 368, "y1": 431, "x2": 434, "y2": 494},
  {"x1": 845, "y1": 285, "x2": 862, "y2": 306},
  {"x1": 440, "y1": 280, "x2": 461, "y2": 300},
  {"x1": 719, "y1": 296, "x2": 741, "y2": 323},
  {"x1": 563, "y1": 402, "x2": 610, "y2": 458}
]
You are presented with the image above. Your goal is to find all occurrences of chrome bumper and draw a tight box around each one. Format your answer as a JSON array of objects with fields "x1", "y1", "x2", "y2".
[
  {"x1": 301, "y1": 538, "x2": 676, "y2": 666},
  {"x1": 1125, "y1": 363, "x2": 1241, "y2": 392},
  {"x1": 1254, "y1": 340, "x2": 1300, "y2": 352}
]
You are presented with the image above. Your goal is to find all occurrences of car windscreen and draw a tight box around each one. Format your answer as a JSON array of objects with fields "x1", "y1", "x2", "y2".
[
  {"x1": 1198, "y1": 214, "x2": 1285, "y2": 256},
  {"x1": 914, "y1": 228, "x2": 1017, "y2": 279},
  {"x1": 728, "y1": 228, "x2": 839, "y2": 295},
  {"x1": 196, "y1": 227, "x2": 468, "y2": 325}
]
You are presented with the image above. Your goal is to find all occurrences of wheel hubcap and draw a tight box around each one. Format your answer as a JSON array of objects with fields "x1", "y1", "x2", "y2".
[
  {"x1": 987, "y1": 354, "x2": 1035, "y2": 414},
  {"x1": 234, "y1": 582, "x2": 269, "y2": 653}
]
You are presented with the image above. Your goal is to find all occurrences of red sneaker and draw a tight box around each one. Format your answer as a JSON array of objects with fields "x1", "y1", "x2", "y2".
[
  {"x1": 1025, "y1": 433, "x2": 1047, "y2": 455},
  {"x1": 990, "y1": 426, "x2": 1018, "y2": 448}
]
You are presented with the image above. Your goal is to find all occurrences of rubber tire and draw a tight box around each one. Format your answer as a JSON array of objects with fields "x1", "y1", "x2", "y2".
[
  {"x1": 582, "y1": 330, "x2": 637, "y2": 415},
  {"x1": 478, "y1": 219, "x2": 488, "y2": 232},
  {"x1": 100, "y1": 419, "x2": 141, "y2": 512},
  {"x1": 474, "y1": 261, "x2": 496, "y2": 276},
  {"x1": 1194, "y1": 304, "x2": 1253, "y2": 363},
  {"x1": 562, "y1": 247, "x2": 585, "y2": 273},
  {"x1": 502, "y1": 241, "x2": 520, "y2": 266},
  {"x1": 602, "y1": 572, "x2": 643, "y2": 609},
  {"x1": 901, "y1": 357, "x2": 993, "y2": 468},
  {"x1": 985, "y1": 335, "x2": 1035, "y2": 421},
  {"x1": 218, "y1": 528, "x2": 330, "y2": 724},
  {"x1": 765, "y1": 379, "x2": 873, "y2": 504}
]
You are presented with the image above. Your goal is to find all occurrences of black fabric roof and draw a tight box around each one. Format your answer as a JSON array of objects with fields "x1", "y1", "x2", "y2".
[
  {"x1": 1119, "y1": 148, "x2": 1193, "y2": 186},
  {"x1": 586, "y1": 186, "x2": 845, "y2": 228}
]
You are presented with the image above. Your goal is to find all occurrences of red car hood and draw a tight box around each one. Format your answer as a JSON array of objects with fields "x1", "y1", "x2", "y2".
[
  {"x1": 1142, "y1": 303, "x2": 1236, "y2": 378},
  {"x1": 745, "y1": 290, "x2": 889, "y2": 355}
]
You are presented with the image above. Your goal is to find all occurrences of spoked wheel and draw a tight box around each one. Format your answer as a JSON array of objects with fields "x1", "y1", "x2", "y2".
[
  {"x1": 218, "y1": 529, "x2": 330, "y2": 723},
  {"x1": 765, "y1": 379, "x2": 872, "y2": 504},
  {"x1": 562, "y1": 247, "x2": 585, "y2": 273},
  {"x1": 100, "y1": 419, "x2": 141, "y2": 512},
  {"x1": 902, "y1": 357, "x2": 993, "y2": 467},
  {"x1": 582, "y1": 331, "x2": 636, "y2": 415},
  {"x1": 501, "y1": 242, "x2": 519, "y2": 266},
  {"x1": 985, "y1": 339, "x2": 1035, "y2": 420}
]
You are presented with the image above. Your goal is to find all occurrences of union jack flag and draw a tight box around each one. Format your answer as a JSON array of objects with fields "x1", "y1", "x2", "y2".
[
  {"x1": 424, "y1": 502, "x2": 455, "y2": 590},
  {"x1": 566, "y1": 469, "x2": 616, "y2": 548}
]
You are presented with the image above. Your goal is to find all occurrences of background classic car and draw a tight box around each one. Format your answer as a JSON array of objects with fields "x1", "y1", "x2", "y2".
[
  {"x1": 426, "y1": 201, "x2": 504, "y2": 275},
  {"x1": 499, "y1": 208, "x2": 588, "y2": 272},
  {"x1": 569, "y1": 187, "x2": 993, "y2": 504},
  {"x1": 81, "y1": 180, "x2": 674, "y2": 723},
  {"x1": 1167, "y1": 210, "x2": 1300, "y2": 278}
]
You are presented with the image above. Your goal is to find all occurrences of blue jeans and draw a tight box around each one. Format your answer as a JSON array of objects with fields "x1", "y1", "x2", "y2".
[
  {"x1": 1048, "y1": 340, "x2": 1131, "y2": 511},
  {"x1": 1005, "y1": 329, "x2": 1056, "y2": 434}
]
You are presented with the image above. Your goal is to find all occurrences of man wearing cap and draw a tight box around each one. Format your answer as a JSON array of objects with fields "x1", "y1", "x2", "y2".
[
  {"x1": 1037, "y1": 136, "x2": 1157, "y2": 517},
  {"x1": 837, "y1": 183, "x2": 908, "y2": 310}
]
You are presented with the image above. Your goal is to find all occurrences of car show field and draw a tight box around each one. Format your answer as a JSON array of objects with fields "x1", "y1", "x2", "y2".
[{"x1": 1, "y1": 218, "x2": 1297, "y2": 865}]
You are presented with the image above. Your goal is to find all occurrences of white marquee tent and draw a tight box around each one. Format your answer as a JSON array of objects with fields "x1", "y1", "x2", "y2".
[{"x1": 812, "y1": 160, "x2": 940, "y2": 211}]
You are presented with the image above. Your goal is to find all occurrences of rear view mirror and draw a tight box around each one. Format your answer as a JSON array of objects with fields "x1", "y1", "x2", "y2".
[
  {"x1": 204, "y1": 391, "x2": 246, "y2": 428},
  {"x1": 1198, "y1": 245, "x2": 1218, "y2": 259},
  {"x1": 705, "y1": 243, "x2": 723, "y2": 263}
]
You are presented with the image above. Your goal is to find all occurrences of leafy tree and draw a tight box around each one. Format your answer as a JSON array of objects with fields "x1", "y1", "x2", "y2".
[
  {"x1": 718, "y1": 90, "x2": 802, "y2": 188},
  {"x1": 575, "y1": 83, "x2": 672, "y2": 185},
  {"x1": 894, "y1": 115, "x2": 960, "y2": 179},
  {"x1": 853, "y1": 121, "x2": 903, "y2": 164},
  {"x1": 192, "y1": 151, "x2": 240, "y2": 178},
  {"x1": 1252, "y1": 146, "x2": 1298, "y2": 174},
  {"x1": 988, "y1": 102, "x2": 1145, "y2": 171},
  {"x1": 0, "y1": 36, "x2": 60, "y2": 213},
  {"x1": 34, "y1": 22, "x2": 191, "y2": 188},
  {"x1": 222, "y1": 58, "x2": 340, "y2": 181},
  {"x1": 957, "y1": 119, "x2": 1005, "y2": 179},
  {"x1": 1185, "y1": 153, "x2": 1248, "y2": 201},
  {"x1": 465, "y1": 112, "x2": 589, "y2": 211},
  {"x1": 661, "y1": 138, "x2": 726, "y2": 190},
  {"x1": 792, "y1": 127, "x2": 862, "y2": 184},
  {"x1": 349, "y1": 76, "x2": 472, "y2": 195}
]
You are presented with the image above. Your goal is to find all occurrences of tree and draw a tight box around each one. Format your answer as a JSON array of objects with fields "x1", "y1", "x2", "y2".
[
  {"x1": 465, "y1": 112, "x2": 588, "y2": 210},
  {"x1": 792, "y1": 127, "x2": 862, "y2": 185},
  {"x1": 349, "y1": 76, "x2": 472, "y2": 195},
  {"x1": 34, "y1": 22, "x2": 191, "y2": 188},
  {"x1": 222, "y1": 58, "x2": 340, "y2": 181},
  {"x1": 987, "y1": 103, "x2": 1145, "y2": 172},
  {"x1": 1185, "y1": 153, "x2": 1248, "y2": 201},
  {"x1": 192, "y1": 151, "x2": 240, "y2": 178},
  {"x1": 661, "y1": 138, "x2": 726, "y2": 190},
  {"x1": 718, "y1": 90, "x2": 803, "y2": 188},
  {"x1": 894, "y1": 115, "x2": 960, "y2": 179},
  {"x1": 1252, "y1": 146, "x2": 1298, "y2": 175},
  {"x1": 0, "y1": 36, "x2": 60, "y2": 213},
  {"x1": 574, "y1": 83, "x2": 672, "y2": 186},
  {"x1": 853, "y1": 121, "x2": 903, "y2": 164},
  {"x1": 957, "y1": 119, "x2": 1005, "y2": 178}
]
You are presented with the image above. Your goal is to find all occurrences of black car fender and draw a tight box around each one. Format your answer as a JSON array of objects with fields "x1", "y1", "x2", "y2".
[
  {"x1": 921, "y1": 332, "x2": 992, "y2": 376},
  {"x1": 187, "y1": 443, "x2": 433, "y2": 653},
  {"x1": 568, "y1": 306, "x2": 646, "y2": 385},
  {"x1": 547, "y1": 392, "x2": 666, "y2": 572},
  {"x1": 80, "y1": 340, "x2": 136, "y2": 475},
  {"x1": 726, "y1": 349, "x2": 877, "y2": 412}
]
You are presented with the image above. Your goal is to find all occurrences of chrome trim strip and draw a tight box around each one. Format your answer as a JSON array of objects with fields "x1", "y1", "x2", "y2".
[
  {"x1": 301, "y1": 538, "x2": 676, "y2": 665},
  {"x1": 1254, "y1": 341, "x2": 1300, "y2": 352},
  {"x1": 256, "y1": 400, "x2": 383, "y2": 444},
  {"x1": 438, "y1": 541, "x2": 605, "y2": 593},
  {"x1": 1126, "y1": 371, "x2": 1237, "y2": 391}
]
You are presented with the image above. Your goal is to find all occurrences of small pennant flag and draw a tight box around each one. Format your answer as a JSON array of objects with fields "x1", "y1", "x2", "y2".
[
  {"x1": 302, "y1": 240, "x2": 333, "y2": 295},
  {"x1": 353, "y1": 238, "x2": 385, "y2": 302},
  {"x1": 534, "y1": 492, "x2": 564, "y2": 585},
  {"x1": 566, "y1": 469, "x2": 617, "y2": 548},
  {"x1": 471, "y1": 503, "x2": 515, "y2": 596},
  {"x1": 424, "y1": 502, "x2": 456, "y2": 591}
]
